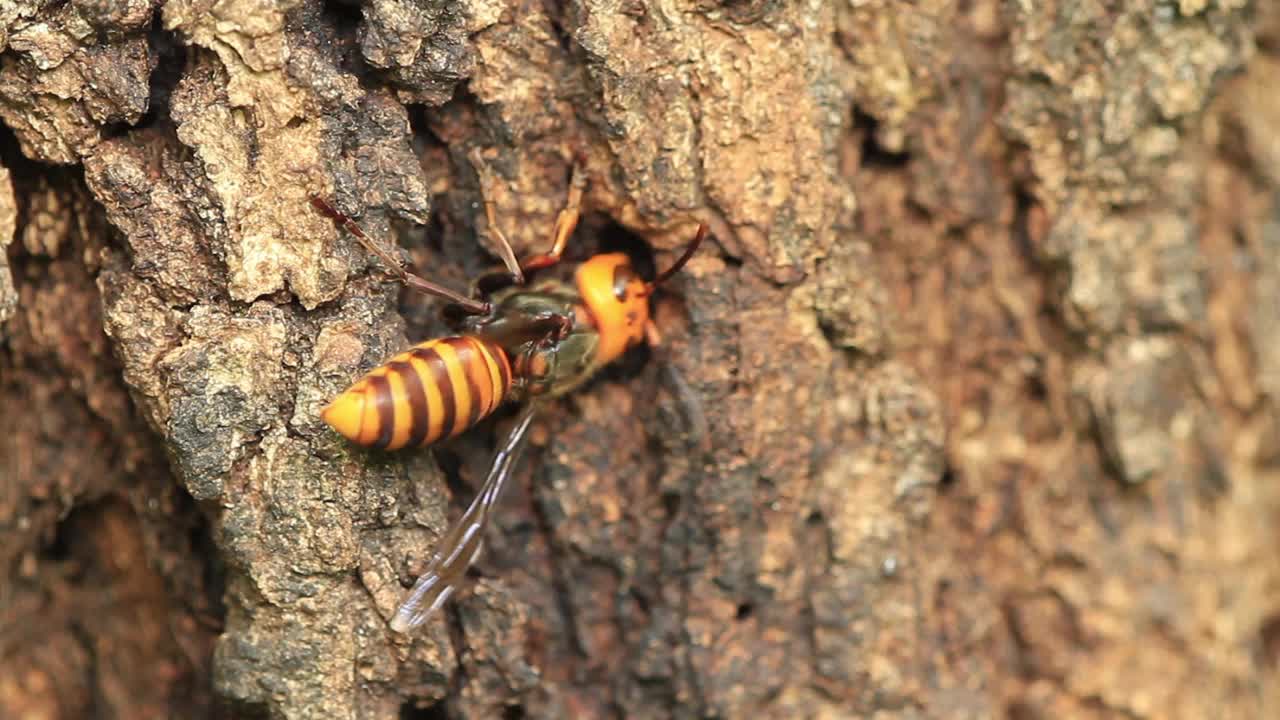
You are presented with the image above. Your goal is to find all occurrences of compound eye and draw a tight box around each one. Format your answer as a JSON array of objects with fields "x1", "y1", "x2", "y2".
[{"x1": 612, "y1": 265, "x2": 640, "y2": 301}]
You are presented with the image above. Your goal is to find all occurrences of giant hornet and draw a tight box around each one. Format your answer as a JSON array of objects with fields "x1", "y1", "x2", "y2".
[{"x1": 311, "y1": 160, "x2": 705, "y2": 633}]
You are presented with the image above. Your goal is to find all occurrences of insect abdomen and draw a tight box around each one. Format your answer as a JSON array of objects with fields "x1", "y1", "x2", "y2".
[{"x1": 322, "y1": 336, "x2": 513, "y2": 450}]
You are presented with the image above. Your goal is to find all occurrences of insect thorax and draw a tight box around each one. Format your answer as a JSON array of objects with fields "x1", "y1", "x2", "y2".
[{"x1": 466, "y1": 282, "x2": 602, "y2": 399}]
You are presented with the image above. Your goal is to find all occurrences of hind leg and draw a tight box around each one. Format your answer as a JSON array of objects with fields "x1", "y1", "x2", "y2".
[{"x1": 310, "y1": 197, "x2": 491, "y2": 315}]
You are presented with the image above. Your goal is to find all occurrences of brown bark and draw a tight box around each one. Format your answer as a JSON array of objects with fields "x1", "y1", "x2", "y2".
[{"x1": 1, "y1": 1, "x2": 1278, "y2": 719}]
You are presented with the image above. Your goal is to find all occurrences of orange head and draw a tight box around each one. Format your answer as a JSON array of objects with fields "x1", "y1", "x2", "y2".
[
  {"x1": 573, "y1": 224, "x2": 708, "y2": 366},
  {"x1": 575, "y1": 253, "x2": 650, "y2": 366}
]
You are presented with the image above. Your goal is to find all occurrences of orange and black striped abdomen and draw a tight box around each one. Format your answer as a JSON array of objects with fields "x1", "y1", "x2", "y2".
[{"x1": 322, "y1": 336, "x2": 513, "y2": 450}]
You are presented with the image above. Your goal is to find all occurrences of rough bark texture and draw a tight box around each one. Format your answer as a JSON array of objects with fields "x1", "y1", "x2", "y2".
[{"x1": 1, "y1": 1, "x2": 1278, "y2": 719}]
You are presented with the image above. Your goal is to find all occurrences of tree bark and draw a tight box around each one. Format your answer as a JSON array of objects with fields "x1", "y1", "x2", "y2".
[{"x1": 2, "y1": 1, "x2": 1278, "y2": 719}]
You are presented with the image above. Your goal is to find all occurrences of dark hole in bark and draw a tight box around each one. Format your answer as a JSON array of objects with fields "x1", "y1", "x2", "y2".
[
  {"x1": 852, "y1": 107, "x2": 910, "y2": 169},
  {"x1": 400, "y1": 698, "x2": 448, "y2": 720},
  {"x1": 595, "y1": 218, "x2": 657, "y2": 281},
  {"x1": 320, "y1": 0, "x2": 364, "y2": 31},
  {"x1": 434, "y1": 446, "x2": 468, "y2": 502}
]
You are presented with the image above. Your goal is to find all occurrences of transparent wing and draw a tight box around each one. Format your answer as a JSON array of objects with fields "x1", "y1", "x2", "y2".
[
  {"x1": 389, "y1": 403, "x2": 538, "y2": 633},
  {"x1": 659, "y1": 361, "x2": 709, "y2": 451}
]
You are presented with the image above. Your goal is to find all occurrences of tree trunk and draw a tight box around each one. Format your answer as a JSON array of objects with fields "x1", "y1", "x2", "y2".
[{"x1": 2, "y1": 1, "x2": 1278, "y2": 718}]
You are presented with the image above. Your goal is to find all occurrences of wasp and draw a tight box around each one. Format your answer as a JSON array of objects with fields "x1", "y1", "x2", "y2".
[{"x1": 311, "y1": 163, "x2": 704, "y2": 633}]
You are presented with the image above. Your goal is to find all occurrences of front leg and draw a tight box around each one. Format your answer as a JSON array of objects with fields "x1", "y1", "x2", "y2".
[{"x1": 470, "y1": 149, "x2": 587, "y2": 282}]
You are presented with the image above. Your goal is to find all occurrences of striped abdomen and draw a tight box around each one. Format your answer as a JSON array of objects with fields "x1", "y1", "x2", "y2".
[{"x1": 321, "y1": 336, "x2": 513, "y2": 450}]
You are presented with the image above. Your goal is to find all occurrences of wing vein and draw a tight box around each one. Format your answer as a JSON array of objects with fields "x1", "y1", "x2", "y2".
[{"x1": 389, "y1": 403, "x2": 539, "y2": 633}]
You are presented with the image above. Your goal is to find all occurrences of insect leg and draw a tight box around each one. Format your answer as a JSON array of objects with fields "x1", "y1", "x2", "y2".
[
  {"x1": 644, "y1": 319, "x2": 663, "y2": 348},
  {"x1": 519, "y1": 161, "x2": 585, "y2": 274},
  {"x1": 469, "y1": 147, "x2": 526, "y2": 285},
  {"x1": 646, "y1": 320, "x2": 709, "y2": 450},
  {"x1": 389, "y1": 402, "x2": 540, "y2": 633},
  {"x1": 310, "y1": 197, "x2": 491, "y2": 315}
]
